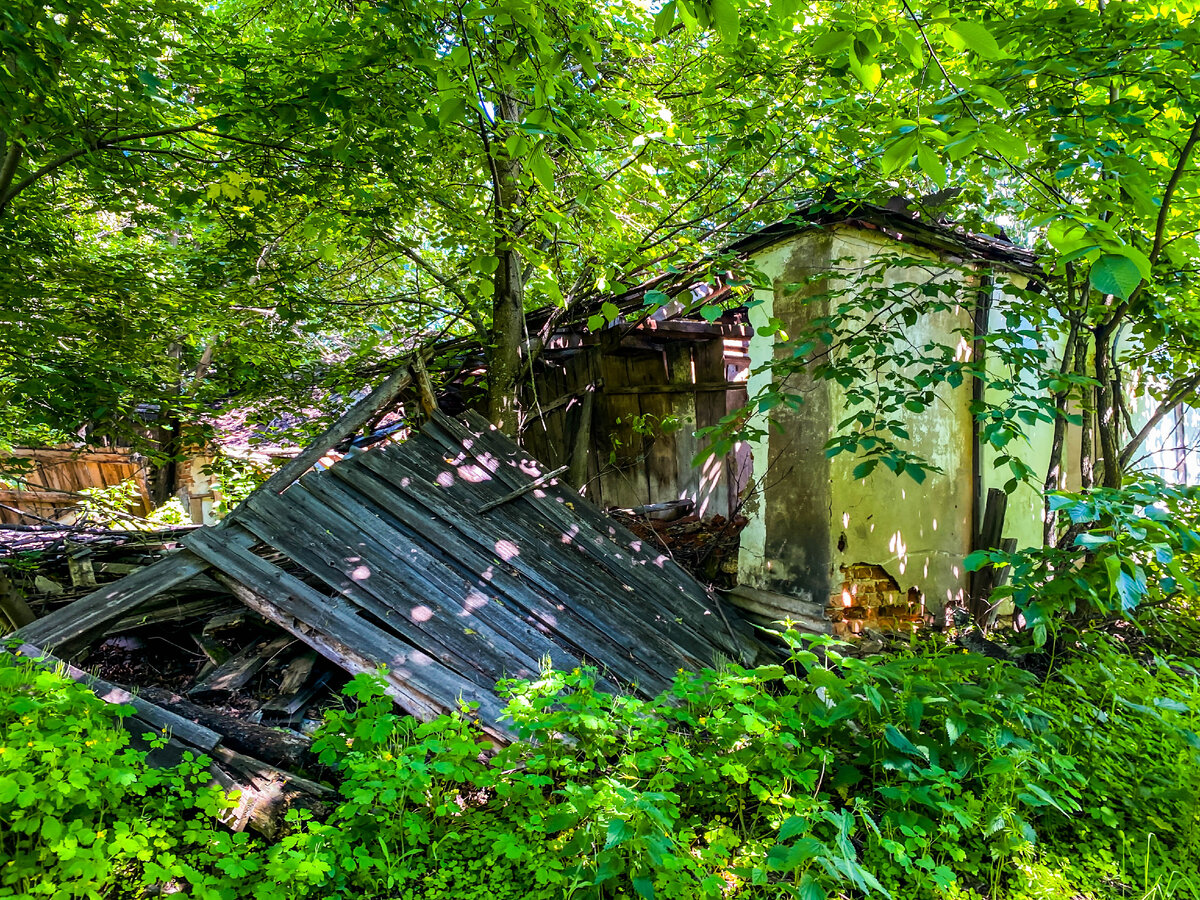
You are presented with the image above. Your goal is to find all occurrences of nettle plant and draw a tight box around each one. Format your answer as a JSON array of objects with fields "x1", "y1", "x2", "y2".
[
  {"x1": 287, "y1": 635, "x2": 1083, "y2": 900},
  {"x1": 0, "y1": 652, "x2": 253, "y2": 899}
]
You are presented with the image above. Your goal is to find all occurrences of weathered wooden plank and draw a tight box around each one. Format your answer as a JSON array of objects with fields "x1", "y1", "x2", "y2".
[
  {"x1": 724, "y1": 585, "x2": 830, "y2": 634},
  {"x1": 0, "y1": 570, "x2": 35, "y2": 629},
  {"x1": 10, "y1": 540, "x2": 244, "y2": 651},
  {"x1": 296, "y1": 469, "x2": 587, "y2": 678},
  {"x1": 330, "y1": 454, "x2": 664, "y2": 693},
  {"x1": 238, "y1": 489, "x2": 472, "y2": 677},
  {"x1": 140, "y1": 687, "x2": 313, "y2": 771},
  {"x1": 567, "y1": 388, "x2": 595, "y2": 492},
  {"x1": 257, "y1": 362, "x2": 414, "y2": 496},
  {"x1": 477, "y1": 464, "x2": 569, "y2": 514},
  {"x1": 436, "y1": 411, "x2": 759, "y2": 662},
  {"x1": 7, "y1": 643, "x2": 222, "y2": 751},
  {"x1": 205, "y1": 744, "x2": 334, "y2": 840},
  {"x1": 601, "y1": 382, "x2": 747, "y2": 395},
  {"x1": 366, "y1": 437, "x2": 713, "y2": 681},
  {"x1": 184, "y1": 525, "x2": 512, "y2": 734},
  {"x1": 693, "y1": 338, "x2": 732, "y2": 516},
  {"x1": 0, "y1": 488, "x2": 79, "y2": 503},
  {"x1": 3, "y1": 448, "x2": 137, "y2": 465},
  {"x1": 666, "y1": 343, "x2": 704, "y2": 511},
  {"x1": 625, "y1": 350, "x2": 677, "y2": 505},
  {"x1": 249, "y1": 479, "x2": 554, "y2": 685},
  {"x1": 188, "y1": 634, "x2": 294, "y2": 698}
]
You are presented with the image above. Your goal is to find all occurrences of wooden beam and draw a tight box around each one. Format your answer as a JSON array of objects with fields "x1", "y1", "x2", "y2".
[
  {"x1": 411, "y1": 355, "x2": 439, "y2": 417},
  {"x1": 601, "y1": 381, "x2": 745, "y2": 396},
  {"x1": 568, "y1": 388, "x2": 595, "y2": 491},
  {"x1": 0, "y1": 570, "x2": 35, "y2": 629},
  {"x1": 9, "y1": 546, "x2": 231, "y2": 651},
  {"x1": 7, "y1": 643, "x2": 222, "y2": 751},
  {"x1": 2, "y1": 448, "x2": 138, "y2": 465},
  {"x1": 476, "y1": 464, "x2": 569, "y2": 514},
  {"x1": 256, "y1": 360, "x2": 415, "y2": 496},
  {"x1": 0, "y1": 488, "x2": 81, "y2": 503}
]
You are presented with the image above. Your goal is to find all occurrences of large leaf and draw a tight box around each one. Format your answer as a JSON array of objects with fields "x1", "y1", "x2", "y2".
[
  {"x1": 709, "y1": 0, "x2": 740, "y2": 44},
  {"x1": 948, "y1": 21, "x2": 1004, "y2": 59},
  {"x1": 1089, "y1": 253, "x2": 1143, "y2": 300},
  {"x1": 884, "y1": 724, "x2": 928, "y2": 761}
]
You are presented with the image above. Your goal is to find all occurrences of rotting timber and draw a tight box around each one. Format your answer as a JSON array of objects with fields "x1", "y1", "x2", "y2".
[{"x1": 7, "y1": 410, "x2": 769, "y2": 741}]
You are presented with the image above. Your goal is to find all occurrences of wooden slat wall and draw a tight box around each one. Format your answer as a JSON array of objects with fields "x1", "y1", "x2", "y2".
[
  {"x1": 517, "y1": 338, "x2": 749, "y2": 514},
  {"x1": 0, "y1": 448, "x2": 152, "y2": 525}
]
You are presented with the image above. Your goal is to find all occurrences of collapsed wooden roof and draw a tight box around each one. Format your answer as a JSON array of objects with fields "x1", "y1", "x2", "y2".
[{"x1": 13, "y1": 409, "x2": 769, "y2": 739}]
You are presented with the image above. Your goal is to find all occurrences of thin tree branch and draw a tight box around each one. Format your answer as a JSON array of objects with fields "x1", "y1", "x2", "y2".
[{"x1": 1117, "y1": 369, "x2": 1200, "y2": 471}]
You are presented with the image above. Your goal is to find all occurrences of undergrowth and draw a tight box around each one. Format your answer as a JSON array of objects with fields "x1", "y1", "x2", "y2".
[{"x1": 2, "y1": 623, "x2": 1199, "y2": 900}]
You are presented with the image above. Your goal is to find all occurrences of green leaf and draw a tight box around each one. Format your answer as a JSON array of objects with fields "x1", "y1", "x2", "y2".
[
  {"x1": 779, "y1": 816, "x2": 810, "y2": 841},
  {"x1": 798, "y1": 875, "x2": 827, "y2": 900},
  {"x1": 850, "y1": 41, "x2": 882, "y2": 91},
  {"x1": 709, "y1": 0, "x2": 740, "y2": 44},
  {"x1": 948, "y1": 21, "x2": 1004, "y2": 59},
  {"x1": 963, "y1": 549, "x2": 992, "y2": 571},
  {"x1": 916, "y1": 144, "x2": 947, "y2": 188},
  {"x1": 970, "y1": 83, "x2": 1010, "y2": 109},
  {"x1": 643, "y1": 289, "x2": 670, "y2": 306},
  {"x1": 438, "y1": 97, "x2": 466, "y2": 126},
  {"x1": 882, "y1": 134, "x2": 918, "y2": 175},
  {"x1": 1154, "y1": 697, "x2": 1191, "y2": 712},
  {"x1": 605, "y1": 817, "x2": 634, "y2": 849},
  {"x1": 587, "y1": 314, "x2": 606, "y2": 331},
  {"x1": 770, "y1": 0, "x2": 802, "y2": 19},
  {"x1": 530, "y1": 150, "x2": 556, "y2": 193},
  {"x1": 654, "y1": 2, "x2": 676, "y2": 39},
  {"x1": 632, "y1": 873, "x2": 656, "y2": 898},
  {"x1": 852, "y1": 459, "x2": 878, "y2": 480},
  {"x1": 1089, "y1": 253, "x2": 1143, "y2": 300},
  {"x1": 601, "y1": 301, "x2": 620, "y2": 322},
  {"x1": 884, "y1": 724, "x2": 928, "y2": 761}
]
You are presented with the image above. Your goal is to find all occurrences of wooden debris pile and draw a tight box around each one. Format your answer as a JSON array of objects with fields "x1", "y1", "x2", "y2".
[
  {"x1": 608, "y1": 510, "x2": 748, "y2": 588},
  {"x1": 4, "y1": 363, "x2": 771, "y2": 839},
  {"x1": 5, "y1": 407, "x2": 768, "y2": 838},
  {"x1": 0, "y1": 524, "x2": 235, "y2": 634}
]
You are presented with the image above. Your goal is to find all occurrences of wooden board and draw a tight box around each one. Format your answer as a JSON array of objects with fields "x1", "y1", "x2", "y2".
[
  {"x1": 10, "y1": 544, "x2": 238, "y2": 651},
  {"x1": 184, "y1": 525, "x2": 512, "y2": 735}
]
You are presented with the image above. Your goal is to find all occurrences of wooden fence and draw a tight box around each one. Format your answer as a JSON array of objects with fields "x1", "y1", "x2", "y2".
[{"x1": 0, "y1": 447, "x2": 152, "y2": 525}]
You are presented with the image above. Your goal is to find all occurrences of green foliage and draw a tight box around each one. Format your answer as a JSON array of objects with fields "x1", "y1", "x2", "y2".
[
  {"x1": 251, "y1": 632, "x2": 1197, "y2": 900},
  {"x1": 700, "y1": 250, "x2": 1071, "y2": 487},
  {"x1": 0, "y1": 652, "x2": 249, "y2": 898},
  {"x1": 968, "y1": 479, "x2": 1200, "y2": 640},
  {"x1": 5, "y1": 622, "x2": 1200, "y2": 899}
]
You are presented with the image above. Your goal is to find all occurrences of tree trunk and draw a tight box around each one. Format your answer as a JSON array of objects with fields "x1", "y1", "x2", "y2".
[
  {"x1": 1042, "y1": 319, "x2": 1080, "y2": 545},
  {"x1": 1093, "y1": 325, "x2": 1123, "y2": 489},
  {"x1": 486, "y1": 97, "x2": 526, "y2": 437},
  {"x1": 1077, "y1": 334, "x2": 1095, "y2": 490}
]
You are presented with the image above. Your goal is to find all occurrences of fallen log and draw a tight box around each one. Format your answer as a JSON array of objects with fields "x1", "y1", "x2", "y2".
[{"x1": 138, "y1": 687, "x2": 313, "y2": 771}]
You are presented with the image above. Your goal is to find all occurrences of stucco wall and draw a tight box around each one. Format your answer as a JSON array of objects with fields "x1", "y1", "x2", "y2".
[{"x1": 738, "y1": 225, "x2": 1051, "y2": 617}]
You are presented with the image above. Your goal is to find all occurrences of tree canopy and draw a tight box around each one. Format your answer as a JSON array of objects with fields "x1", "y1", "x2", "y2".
[{"x1": 3, "y1": 0, "x2": 1200, "y2": 511}]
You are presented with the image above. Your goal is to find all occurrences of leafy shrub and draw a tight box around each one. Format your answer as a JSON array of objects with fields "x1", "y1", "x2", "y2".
[
  {"x1": 273, "y1": 636, "x2": 1093, "y2": 900},
  {"x1": 4, "y1": 625, "x2": 1199, "y2": 900},
  {"x1": 0, "y1": 653, "x2": 246, "y2": 899},
  {"x1": 969, "y1": 479, "x2": 1200, "y2": 642}
]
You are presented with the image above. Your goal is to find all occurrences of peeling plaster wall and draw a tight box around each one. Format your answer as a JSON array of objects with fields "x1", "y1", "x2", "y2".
[
  {"x1": 982, "y1": 277, "x2": 1053, "y2": 553},
  {"x1": 738, "y1": 225, "x2": 1052, "y2": 618},
  {"x1": 824, "y1": 229, "x2": 974, "y2": 611},
  {"x1": 738, "y1": 234, "x2": 835, "y2": 606}
]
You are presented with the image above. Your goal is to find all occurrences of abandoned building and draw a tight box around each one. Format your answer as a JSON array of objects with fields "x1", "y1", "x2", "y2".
[{"x1": 427, "y1": 204, "x2": 1049, "y2": 635}]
